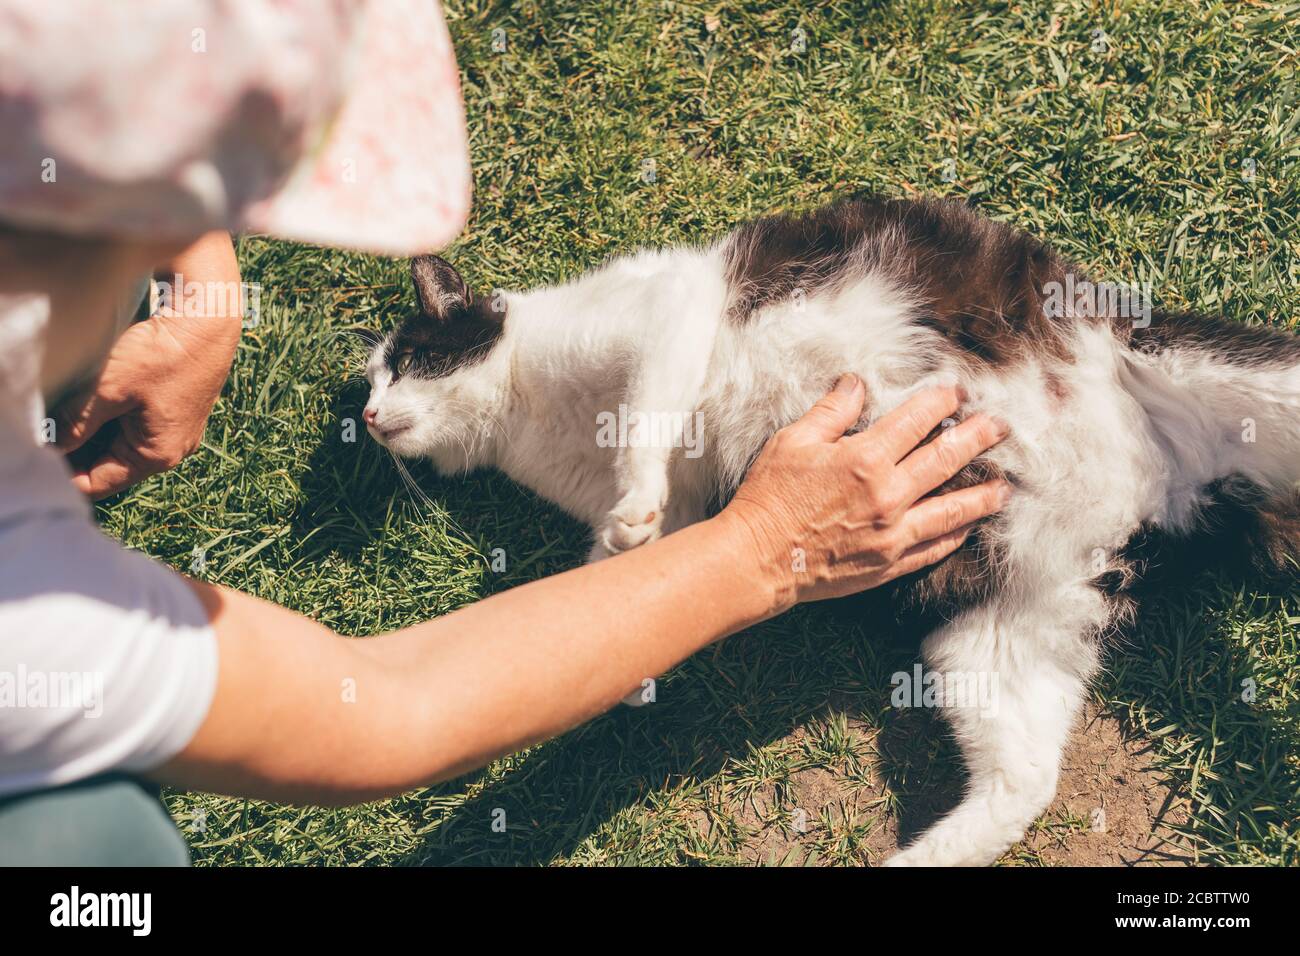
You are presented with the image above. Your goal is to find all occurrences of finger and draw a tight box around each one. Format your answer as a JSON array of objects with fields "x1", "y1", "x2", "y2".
[
  {"x1": 901, "y1": 479, "x2": 1011, "y2": 546},
  {"x1": 849, "y1": 385, "x2": 964, "y2": 463},
  {"x1": 53, "y1": 389, "x2": 132, "y2": 453},
  {"x1": 783, "y1": 374, "x2": 866, "y2": 444},
  {"x1": 69, "y1": 436, "x2": 154, "y2": 500},
  {"x1": 898, "y1": 413, "x2": 1008, "y2": 501},
  {"x1": 886, "y1": 522, "x2": 977, "y2": 581}
]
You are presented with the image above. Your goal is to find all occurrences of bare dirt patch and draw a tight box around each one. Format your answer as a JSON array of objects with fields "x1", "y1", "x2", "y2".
[
  {"x1": 1020, "y1": 706, "x2": 1193, "y2": 865},
  {"x1": 727, "y1": 701, "x2": 1192, "y2": 866}
]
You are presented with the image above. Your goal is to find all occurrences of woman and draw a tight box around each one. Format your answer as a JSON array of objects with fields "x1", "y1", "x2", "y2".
[{"x1": 0, "y1": 0, "x2": 1009, "y2": 863}]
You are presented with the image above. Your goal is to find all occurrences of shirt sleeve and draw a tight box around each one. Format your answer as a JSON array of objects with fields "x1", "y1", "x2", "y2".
[{"x1": 0, "y1": 508, "x2": 218, "y2": 798}]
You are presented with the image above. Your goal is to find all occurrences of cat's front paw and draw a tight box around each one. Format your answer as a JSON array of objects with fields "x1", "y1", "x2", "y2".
[{"x1": 598, "y1": 493, "x2": 665, "y2": 554}]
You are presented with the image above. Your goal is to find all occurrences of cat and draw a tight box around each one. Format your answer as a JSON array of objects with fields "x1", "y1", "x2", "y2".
[{"x1": 361, "y1": 196, "x2": 1300, "y2": 866}]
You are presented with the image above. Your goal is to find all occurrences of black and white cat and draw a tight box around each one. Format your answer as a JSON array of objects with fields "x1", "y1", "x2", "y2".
[{"x1": 362, "y1": 196, "x2": 1299, "y2": 866}]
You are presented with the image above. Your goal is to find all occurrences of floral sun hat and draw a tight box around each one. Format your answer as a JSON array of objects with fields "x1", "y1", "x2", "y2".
[{"x1": 0, "y1": 0, "x2": 471, "y2": 256}]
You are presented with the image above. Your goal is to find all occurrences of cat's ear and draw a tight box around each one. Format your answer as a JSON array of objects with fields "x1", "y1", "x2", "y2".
[{"x1": 411, "y1": 254, "x2": 469, "y2": 321}]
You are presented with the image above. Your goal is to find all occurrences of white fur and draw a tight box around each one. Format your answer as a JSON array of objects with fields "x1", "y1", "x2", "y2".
[{"x1": 365, "y1": 242, "x2": 1299, "y2": 865}]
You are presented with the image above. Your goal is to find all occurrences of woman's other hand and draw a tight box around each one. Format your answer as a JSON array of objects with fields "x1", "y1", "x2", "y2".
[{"x1": 51, "y1": 231, "x2": 243, "y2": 498}]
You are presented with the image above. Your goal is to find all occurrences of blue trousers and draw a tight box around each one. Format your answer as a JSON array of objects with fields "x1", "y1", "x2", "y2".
[{"x1": 0, "y1": 775, "x2": 190, "y2": 866}]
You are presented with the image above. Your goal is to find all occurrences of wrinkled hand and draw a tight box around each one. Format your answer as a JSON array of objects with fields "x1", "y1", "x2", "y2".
[
  {"x1": 724, "y1": 374, "x2": 1011, "y2": 610},
  {"x1": 53, "y1": 311, "x2": 241, "y2": 498}
]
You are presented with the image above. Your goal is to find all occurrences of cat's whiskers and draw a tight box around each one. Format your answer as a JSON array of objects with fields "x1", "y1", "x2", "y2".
[
  {"x1": 334, "y1": 330, "x2": 372, "y2": 363},
  {"x1": 423, "y1": 397, "x2": 509, "y2": 463},
  {"x1": 383, "y1": 444, "x2": 471, "y2": 547},
  {"x1": 388, "y1": 448, "x2": 437, "y2": 513}
]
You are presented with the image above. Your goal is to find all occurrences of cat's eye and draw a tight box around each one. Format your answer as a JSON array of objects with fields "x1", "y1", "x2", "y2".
[{"x1": 395, "y1": 352, "x2": 413, "y2": 377}]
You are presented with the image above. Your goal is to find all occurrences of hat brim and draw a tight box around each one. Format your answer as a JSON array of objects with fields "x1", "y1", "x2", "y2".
[{"x1": 239, "y1": 0, "x2": 472, "y2": 256}]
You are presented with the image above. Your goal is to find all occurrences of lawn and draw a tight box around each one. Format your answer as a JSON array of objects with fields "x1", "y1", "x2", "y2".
[{"x1": 99, "y1": 0, "x2": 1299, "y2": 864}]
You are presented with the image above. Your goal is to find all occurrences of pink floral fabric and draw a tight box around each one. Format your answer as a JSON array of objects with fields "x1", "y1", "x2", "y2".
[{"x1": 0, "y1": 0, "x2": 471, "y2": 256}]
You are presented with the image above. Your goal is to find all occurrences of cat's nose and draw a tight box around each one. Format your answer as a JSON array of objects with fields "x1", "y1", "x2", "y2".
[{"x1": 362, "y1": 406, "x2": 378, "y2": 425}]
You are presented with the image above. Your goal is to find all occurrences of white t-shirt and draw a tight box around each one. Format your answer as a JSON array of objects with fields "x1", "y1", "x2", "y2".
[{"x1": 0, "y1": 290, "x2": 218, "y2": 798}]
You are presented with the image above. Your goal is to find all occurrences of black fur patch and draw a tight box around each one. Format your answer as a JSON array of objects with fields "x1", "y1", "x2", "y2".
[
  {"x1": 723, "y1": 196, "x2": 1083, "y2": 366},
  {"x1": 387, "y1": 255, "x2": 505, "y2": 381},
  {"x1": 1125, "y1": 310, "x2": 1300, "y2": 369},
  {"x1": 723, "y1": 200, "x2": 881, "y2": 322},
  {"x1": 1116, "y1": 476, "x2": 1299, "y2": 590}
]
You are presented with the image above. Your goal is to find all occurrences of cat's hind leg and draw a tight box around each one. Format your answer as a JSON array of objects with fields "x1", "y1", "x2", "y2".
[{"x1": 885, "y1": 587, "x2": 1105, "y2": 866}]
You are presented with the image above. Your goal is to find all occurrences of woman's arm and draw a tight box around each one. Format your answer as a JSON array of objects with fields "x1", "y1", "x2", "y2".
[{"x1": 153, "y1": 376, "x2": 1009, "y2": 805}]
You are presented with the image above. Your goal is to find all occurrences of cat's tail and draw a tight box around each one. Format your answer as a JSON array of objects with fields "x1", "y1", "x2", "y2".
[{"x1": 1116, "y1": 311, "x2": 1300, "y2": 580}]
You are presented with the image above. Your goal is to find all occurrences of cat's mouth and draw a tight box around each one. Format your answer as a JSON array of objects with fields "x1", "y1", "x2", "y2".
[{"x1": 367, "y1": 421, "x2": 412, "y2": 445}]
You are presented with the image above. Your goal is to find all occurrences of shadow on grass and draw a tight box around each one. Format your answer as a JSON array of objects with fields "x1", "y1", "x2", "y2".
[
  {"x1": 286, "y1": 377, "x2": 407, "y2": 561},
  {"x1": 392, "y1": 593, "x2": 964, "y2": 865},
  {"x1": 1099, "y1": 580, "x2": 1300, "y2": 864}
]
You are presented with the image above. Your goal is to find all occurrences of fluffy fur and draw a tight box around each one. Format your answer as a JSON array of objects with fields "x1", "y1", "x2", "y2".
[{"x1": 363, "y1": 196, "x2": 1299, "y2": 866}]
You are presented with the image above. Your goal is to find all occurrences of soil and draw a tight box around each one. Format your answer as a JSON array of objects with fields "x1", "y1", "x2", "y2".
[{"x1": 715, "y1": 701, "x2": 1193, "y2": 866}]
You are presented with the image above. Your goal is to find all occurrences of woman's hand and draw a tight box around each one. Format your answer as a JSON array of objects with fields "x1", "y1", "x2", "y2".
[
  {"x1": 52, "y1": 231, "x2": 243, "y2": 498},
  {"x1": 723, "y1": 374, "x2": 1011, "y2": 611}
]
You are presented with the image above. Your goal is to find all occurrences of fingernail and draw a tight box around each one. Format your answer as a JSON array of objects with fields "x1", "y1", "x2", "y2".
[
  {"x1": 992, "y1": 416, "x2": 1011, "y2": 438},
  {"x1": 997, "y1": 481, "x2": 1014, "y2": 506},
  {"x1": 955, "y1": 384, "x2": 969, "y2": 402},
  {"x1": 834, "y1": 373, "x2": 860, "y2": 395}
]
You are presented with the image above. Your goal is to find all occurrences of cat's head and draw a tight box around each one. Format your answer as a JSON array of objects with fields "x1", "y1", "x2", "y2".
[{"x1": 362, "y1": 255, "x2": 508, "y2": 466}]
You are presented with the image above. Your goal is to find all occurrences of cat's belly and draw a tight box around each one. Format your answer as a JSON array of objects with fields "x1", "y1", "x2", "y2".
[{"x1": 498, "y1": 439, "x2": 620, "y2": 527}]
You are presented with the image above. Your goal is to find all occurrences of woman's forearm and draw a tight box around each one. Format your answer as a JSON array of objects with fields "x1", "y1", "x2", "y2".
[
  {"x1": 163, "y1": 511, "x2": 779, "y2": 804},
  {"x1": 367, "y1": 509, "x2": 781, "y2": 780}
]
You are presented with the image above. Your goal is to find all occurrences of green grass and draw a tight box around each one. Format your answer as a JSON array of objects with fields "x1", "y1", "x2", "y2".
[{"x1": 97, "y1": 0, "x2": 1299, "y2": 864}]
